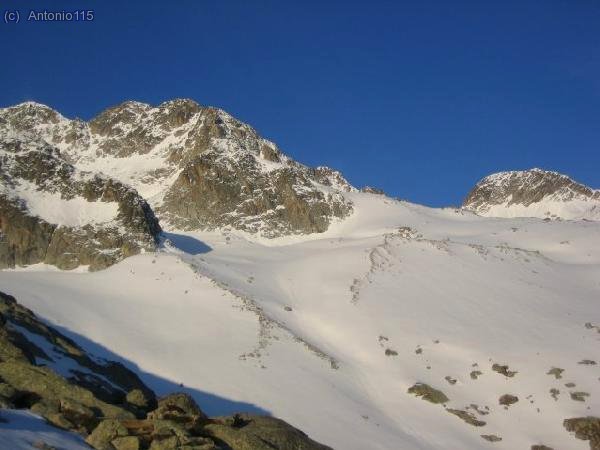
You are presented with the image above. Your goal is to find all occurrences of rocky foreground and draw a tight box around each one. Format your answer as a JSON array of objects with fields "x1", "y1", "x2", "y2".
[{"x1": 0, "y1": 290, "x2": 331, "y2": 450}]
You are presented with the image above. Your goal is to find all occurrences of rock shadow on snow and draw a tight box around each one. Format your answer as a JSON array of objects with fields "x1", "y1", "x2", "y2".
[
  {"x1": 161, "y1": 232, "x2": 212, "y2": 255},
  {"x1": 48, "y1": 321, "x2": 270, "y2": 417}
]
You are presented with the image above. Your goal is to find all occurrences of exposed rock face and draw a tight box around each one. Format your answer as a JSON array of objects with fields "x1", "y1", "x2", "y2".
[
  {"x1": 0, "y1": 290, "x2": 332, "y2": 449},
  {"x1": 0, "y1": 100, "x2": 354, "y2": 247},
  {"x1": 0, "y1": 104, "x2": 161, "y2": 270},
  {"x1": 463, "y1": 168, "x2": 600, "y2": 220}
]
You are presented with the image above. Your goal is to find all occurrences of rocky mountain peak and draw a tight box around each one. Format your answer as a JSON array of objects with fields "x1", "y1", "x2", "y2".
[
  {"x1": 0, "y1": 102, "x2": 64, "y2": 132},
  {"x1": 0, "y1": 99, "x2": 357, "y2": 269},
  {"x1": 463, "y1": 168, "x2": 600, "y2": 220}
]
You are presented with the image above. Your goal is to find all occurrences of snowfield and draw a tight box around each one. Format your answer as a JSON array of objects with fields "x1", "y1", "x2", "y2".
[
  {"x1": 5, "y1": 179, "x2": 120, "y2": 228},
  {"x1": 0, "y1": 409, "x2": 90, "y2": 450},
  {"x1": 1, "y1": 191, "x2": 599, "y2": 450}
]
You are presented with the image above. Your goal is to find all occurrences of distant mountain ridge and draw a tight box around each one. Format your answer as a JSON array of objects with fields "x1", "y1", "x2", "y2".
[
  {"x1": 3, "y1": 100, "x2": 598, "y2": 273},
  {"x1": 463, "y1": 168, "x2": 600, "y2": 220}
]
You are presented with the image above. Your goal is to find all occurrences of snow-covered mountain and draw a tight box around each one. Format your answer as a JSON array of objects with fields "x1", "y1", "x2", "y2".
[
  {"x1": 0, "y1": 101, "x2": 353, "y2": 240},
  {"x1": 1, "y1": 101, "x2": 599, "y2": 450},
  {"x1": 463, "y1": 168, "x2": 600, "y2": 220},
  {"x1": 0, "y1": 108, "x2": 161, "y2": 270}
]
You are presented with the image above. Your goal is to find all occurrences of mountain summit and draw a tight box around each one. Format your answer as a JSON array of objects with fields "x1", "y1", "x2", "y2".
[
  {"x1": 0, "y1": 100, "x2": 356, "y2": 269},
  {"x1": 463, "y1": 168, "x2": 600, "y2": 220},
  {"x1": 2, "y1": 100, "x2": 353, "y2": 234}
]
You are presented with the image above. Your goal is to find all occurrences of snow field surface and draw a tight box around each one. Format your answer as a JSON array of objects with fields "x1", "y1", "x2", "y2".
[
  {"x1": 0, "y1": 192, "x2": 599, "y2": 450},
  {"x1": 0, "y1": 410, "x2": 91, "y2": 450}
]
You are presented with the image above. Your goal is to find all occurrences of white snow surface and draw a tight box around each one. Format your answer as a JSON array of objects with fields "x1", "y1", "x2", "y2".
[
  {"x1": 0, "y1": 409, "x2": 91, "y2": 450},
  {"x1": 5, "y1": 180, "x2": 119, "y2": 227},
  {"x1": 478, "y1": 197, "x2": 600, "y2": 221},
  {"x1": 1, "y1": 191, "x2": 599, "y2": 450}
]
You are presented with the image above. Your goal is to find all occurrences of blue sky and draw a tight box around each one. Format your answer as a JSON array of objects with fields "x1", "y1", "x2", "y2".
[{"x1": 1, "y1": 0, "x2": 598, "y2": 206}]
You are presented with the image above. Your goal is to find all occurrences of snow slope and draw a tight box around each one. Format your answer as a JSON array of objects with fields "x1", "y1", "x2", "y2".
[
  {"x1": 0, "y1": 410, "x2": 91, "y2": 450},
  {"x1": 1, "y1": 192, "x2": 599, "y2": 449},
  {"x1": 4, "y1": 180, "x2": 119, "y2": 228}
]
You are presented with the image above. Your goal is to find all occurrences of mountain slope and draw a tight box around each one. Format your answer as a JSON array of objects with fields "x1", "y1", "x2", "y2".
[
  {"x1": 0, "y1": 290, "x2": 332, "y2": 450},
  {"x1": 0, "y1": 101, "x2": 353, "y2": 240},
  {"x1": 463, "y1": 168, "x2": 600, "y2": 220},
  {"x1": 1, "y1": 192, "x2": 598, "y2": 450},
  {"x1": 0, "y1": 103, "x2": 161, "y2": 271}
]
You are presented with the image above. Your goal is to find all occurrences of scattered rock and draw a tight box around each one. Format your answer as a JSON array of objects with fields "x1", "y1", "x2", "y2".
[
  {"x1": 447, "y1": 409, "x2": 486, "y2": 427},
  {"x1": 492, "y1": 363, "x2": 517, "y2": 377},
  {"x1": 466, "y1": 404, "x2": 489, "y2": 416},
  {"x1": 407, "y1": 383, "x2": 449, "y2": 404},
  {"x1": 499, "y1": 394, "x2": 519, "y2": 407},
  {"x1": 584, "y1": 323, "x2": 600, "y2": 334},
  {"x1": 571, "y1": 392, "x2": 590, "y2": 402},
  {"x1": 563, "y1": 417, "x2": 600, "y2": 450},
  {"x1": 444, "y1": 376, "x2": 457, "y2": 385},
  {"x1": 546, "y1": 367, "x2": 564, "y2": 379},
  {"x1": 550, "y1": 388, "x2": 560, "y2": 401},
  {"x1": 481, "y1": 434, "x2": 502, "y2": 442},
  {"x1": 470, "y1": 370, "x2": 483, "y2": 380}
]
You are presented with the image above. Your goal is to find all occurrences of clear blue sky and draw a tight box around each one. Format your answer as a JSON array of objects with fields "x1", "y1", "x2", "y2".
[{"x1": 1, "y1": 0, "x2": 598, "y2": 206}]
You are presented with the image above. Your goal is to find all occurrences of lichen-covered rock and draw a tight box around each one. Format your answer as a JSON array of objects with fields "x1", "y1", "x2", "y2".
[
  {"x1": 564, "y1": 417, "x2": 600, "y2": 450},
  {"x1": 447, "y1": 409, "x2": 486, "y2": 427},
  {"x1": 407, "y1": 383, "x2": 449, "y2": 404},
  {"x1": 148, "y1": 393, "x2": 207, "y2": 425},
  {"x1": 499, "y1": 394, "x2": 519, "y2": 406},
  {"x1": 492, "y1": 363, "x2": 517, "y2": 377},
  {"x1": 86, "y1": 419, "x2": 130, "y2": 449},
  {"x1": 204, "y1": 413, "x2": 333, "y2": 450}
]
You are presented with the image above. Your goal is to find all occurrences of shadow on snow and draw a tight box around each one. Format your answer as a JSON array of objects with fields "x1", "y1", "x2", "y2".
[
  {"x1": 161, "y1": 232, "x2": 212, "y2": 255},
  {"x1": 47, "y1": 321, "x2": 271, "y2": 417}
]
